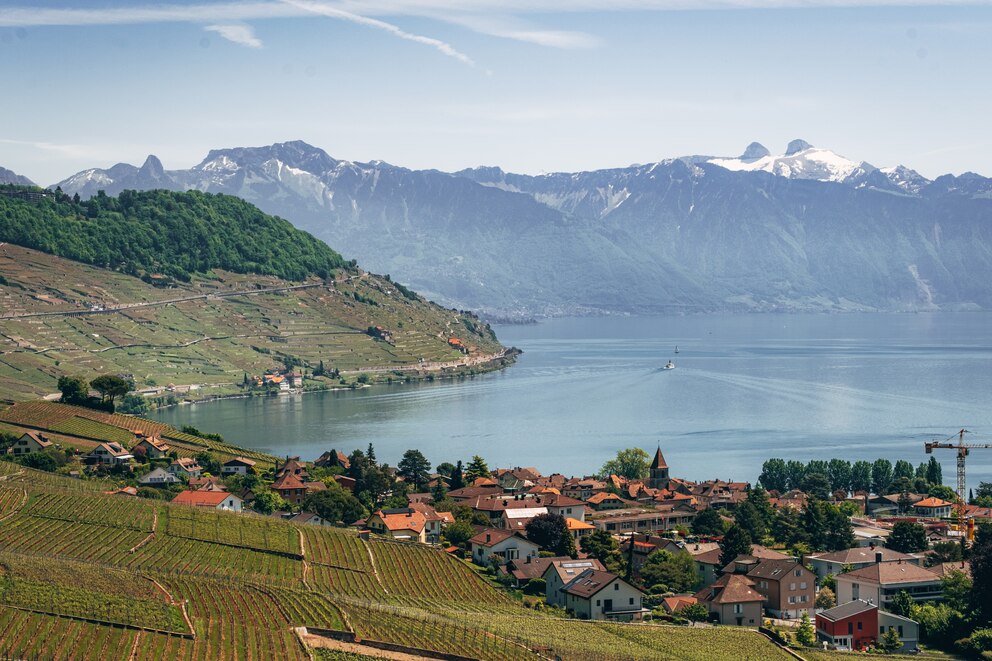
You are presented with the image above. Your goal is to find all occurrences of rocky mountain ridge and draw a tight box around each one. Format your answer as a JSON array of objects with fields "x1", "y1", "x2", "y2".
[{"x1": 45, "y1": 140, "x2": 992, "y2": 316}]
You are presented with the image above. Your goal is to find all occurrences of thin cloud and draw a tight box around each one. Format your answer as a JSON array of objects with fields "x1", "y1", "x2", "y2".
[
  {"x1": 204, "y1": 23, "x2": 263, "y2": 47},
  {"x1": 281, "y1": 0, "x2": 475, "y2": 66}
]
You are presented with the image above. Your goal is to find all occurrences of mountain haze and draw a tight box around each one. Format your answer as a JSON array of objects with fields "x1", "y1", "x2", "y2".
[{"x1": 50, "y1": 140, "x2": 992, "y2": 316}]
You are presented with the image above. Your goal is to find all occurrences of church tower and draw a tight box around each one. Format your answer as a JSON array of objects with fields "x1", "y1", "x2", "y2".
[{"x1": 648, "y1": 446, "x2": 669, "y2": 490}]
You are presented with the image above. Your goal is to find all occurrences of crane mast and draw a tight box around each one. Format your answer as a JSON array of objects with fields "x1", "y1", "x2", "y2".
[{"x1": 924, "y1": 429, "x2": 992, "y2": 542}]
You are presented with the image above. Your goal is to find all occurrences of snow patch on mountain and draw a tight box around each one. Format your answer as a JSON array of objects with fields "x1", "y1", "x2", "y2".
[{"x1": 709, "y1": 141, "x2": 869, "y2": 183}]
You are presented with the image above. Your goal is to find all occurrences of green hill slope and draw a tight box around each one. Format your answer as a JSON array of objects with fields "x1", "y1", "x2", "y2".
[
  {"x1": 0, "y1": 186, "x2": 344, "y2": 282},
  {"x1": 0, "y1": 188, "x2": 508, "y2": 402}
]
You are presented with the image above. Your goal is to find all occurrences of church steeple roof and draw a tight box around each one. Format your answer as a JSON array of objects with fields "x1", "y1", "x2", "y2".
[{"x1": 651, "y1": 446, "x2": 668, "y2": 470}]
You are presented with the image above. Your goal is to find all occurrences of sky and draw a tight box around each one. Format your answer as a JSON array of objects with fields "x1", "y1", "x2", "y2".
[{"x1": 2, "y1": 0, "x2": 992, "y2": 185}]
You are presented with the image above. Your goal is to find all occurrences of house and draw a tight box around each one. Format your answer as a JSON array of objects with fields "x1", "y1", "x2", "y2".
[
  {"x1": 106, "y1": 486, "x2": 139, "y2": 497},
  {"x1": 834, "y1": 561, "x2": 943, "y2": 608},
  {"x1": 815, "y1": 600, "x2": 878, "y2": 651},
  {"x1": 504, "y1": 556, "x2": 604, "y2": 589},
  {"x1": 138, "y1": 467, "x2": 180, "y2": 486},
  {"x1": 913, "y1": 497, "x2": 954, "y2": 519},
  {"x1": 693, "y1": 544, "x2": 791, "y2": 589},
  {"x1": 171, "y1": 490, "x2": 243, "y2": 512},
  {"x1": 270, "y1": 472, "x2": 325, "y2": 506},
  {"x1": 275, "y1": 457, "x2": 309, "y2": 481},
  {"x1": 558, "y1": 569, "x2": 647, "y2": 622},
  {"x1": 189, "y1": 476, "x2": 227, "y2": 491},
  {"x1": 745, "y1": 559, "x2": 814, "y2": 619},
  {"x1": 693, "y1": 574, "x2": 764, "y2": 626},
  {"x1": 586, "y1": 492, "x2": 629, "y2": 511},
  {"x1": 333, "y1": 475, "x2": 356, "y2": 492},
  {"x1": 500, "y1": 506, "x2": 547, "y2": 532},
  {"x1": 867, "y1": 493, "x2": 925, "y2": 516},
  {"x1": 289, "y1": 512, "x2": 331, "y2": 527},
  {"x1": 168, "y1": 458, "x2": 202, "y2": 478},
  {"x1": 86, "y1": 442, "x2": 133, "y2": 465},
  {"x1": 222, "y1": 457, "x2": 257, "y2": 476},
  {"x1": 470, "y1": 529, "x2": 540, "y2": 566},
  {"x1": 562, "y1": 479, "x2": 608, "y2": 502},
  {"x1": 566, "y1": 517, "x2": 595, "y2": 541},
  {"x1": 133, "y1": 436, "x2": 170, "y2": 459},
  {"x1": 7, "y1": 431, "x2": 52, "y2": 455},
  {"x1": 315, "y1": 450, "x2": 350, "y2": 470},
  {"x1": 407, "y1": 503, "x2": 453, "y2": 544},
  {"x1": 588, "y1": 504, "x2": 697, "y2": 535},
  {"x1": 366, "y1": 508, "x2": 429, "y2": 543},
  {"x1": 543, "y1": 559, "x2": 608, "y2": 605},
  {"x1": 659, "y1": 595, "x2": 698, "y2": 615},
  {"x1": 806, "y1": 547, "x2": 919, "y2": 580},
  {"x1": 816, "y1": 600, "x2": 919, "y2": 652}
]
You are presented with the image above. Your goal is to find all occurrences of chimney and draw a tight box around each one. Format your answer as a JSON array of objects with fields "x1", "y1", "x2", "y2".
[
  {"x1": 869, "y1": 542, "x2": 876, "y2": 550},
  {"x1": 875, "y1": 551, "x2": 883, "y2": 564},
  {"x1": 526, "y1": 555, "x2": 531, "y2": 564},
  {"x1": 486, "y1": 533, "x2": 491, "y2": 543}
]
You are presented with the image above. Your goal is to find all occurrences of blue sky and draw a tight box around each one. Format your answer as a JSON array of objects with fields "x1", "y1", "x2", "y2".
[{"x1": 2, "y1": 1, "x2": 991, "y2": 184}]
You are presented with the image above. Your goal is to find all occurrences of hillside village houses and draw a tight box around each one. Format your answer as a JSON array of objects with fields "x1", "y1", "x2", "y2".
[{"x1": 6, "y1": 431, "x2": 52, "y2": 455}]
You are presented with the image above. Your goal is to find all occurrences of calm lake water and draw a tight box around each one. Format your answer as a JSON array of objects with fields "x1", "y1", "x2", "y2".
[{"x1": 153, "y1": 313, "x2": 992, "y2": 488}]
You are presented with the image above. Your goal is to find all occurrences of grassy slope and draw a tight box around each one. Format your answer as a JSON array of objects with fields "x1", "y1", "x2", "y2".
[{"x1": 0, "y1": 245, "x2": 506, "y2": 402}]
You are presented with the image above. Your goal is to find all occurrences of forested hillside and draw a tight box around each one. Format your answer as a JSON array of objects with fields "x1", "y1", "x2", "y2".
[{"x1": 0, "y1": 186, "x2": 345, "y2": 282}]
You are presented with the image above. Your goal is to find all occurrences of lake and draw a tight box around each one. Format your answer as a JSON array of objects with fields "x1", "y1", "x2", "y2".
[{"x1": 152, "y1": 312, "x2": 992, "y2": 489}]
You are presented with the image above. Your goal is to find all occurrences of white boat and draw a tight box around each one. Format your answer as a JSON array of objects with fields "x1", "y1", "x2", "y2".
[{"x1": 663, "y1": 361, "x2": 675, "y2": 370}]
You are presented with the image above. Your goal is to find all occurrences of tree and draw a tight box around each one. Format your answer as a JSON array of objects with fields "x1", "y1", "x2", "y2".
[
  {"x1": 889, "y1": 590, "x2": 915, "y2": 618},
  {"x1": 970, "y1": 522, "x2": 992, "y2": 625},
  {"x1": 879, "y1": 626, "x2": 901, "y2": 653},
  {"x1": 443, "y1": 519, "x2": 476, "y2": 548},
  {"x1": 89, "y1": 374, "x2": 133, "y2": 405},
  {"x1": 599, "y1": 448, "x2": 650, "y2": 480},
  {"x1": 580, "y1": 529, "x2": 625, "y2": 575},
  {"x1": 302, "y1": 485, "x2": 365, "y2": 525},
  {"x1": 928, "y1": 540, "x2": 964, "y2": 565},
  {"x1": 691, "y1": 508, "x2": 726, "y2": 537},
  {"x1": 815, "y1": 586, "x2": 836, "y2": 610},
  {"x1": 801, "y1": 472, "x2": 831, "y2": 500},
  {"x1": 117, "y1": 392, "x2": 149, "y2": 414},
  {"x1": 436, "y1": 462, "x2": 456, "y2": 477},
  {"x1": 758, "y1": 458, "x2": 788, "y2": 493},
  {"x1": 928, "y1": 484, "x2": 958, "y2": 502},
  {"x1": 974, "y1": 482, "x2": 992, "y2": 507},
  {"x1": 366, "y1": 443, "x2": 377, "y2": 464},
  {"x1": 888, "y1": 521, "x2": 928, "y2": 554},
  {"x1": 872, "y1": 459, "x2": 893, "y2": 495},
  {"x1": 796, "y1": 611, "x2": 816, "y2": 646},
  {"x1": 449, "y1": 460, "x2": 465, "y2": 490},
  {"x1": 893, "y1": 459, "x2": 915, "y2": 481},
  {"x1": 57, "y1": 375, "x2": 89, "y2": 403},
  {"x1": 771, "y1": 506, "x2": 806, "y2": 547},
  {"x1": 464, "y1": 455, "x2": 490, "y2": 483},
  {"x1": 719, "y1": 525, "x2": 753, "y2": 568},
  {"x1": 734, "y1": 502, "x2": 767, "y2": 542},
  {"x1": 525, "y1": 513, "x2": 575, "y2": 558},
  {"x1": 397, "y1": 449, "x2": 431, "y2": 491},
  {"x1": 681, "y1": 602, "x2": 711, "y2": 622},
  {"x1": 785, "y1": 460, "x2": 806, "y2": 491},
  {"x1": 850, "y1": 460, "x2": 873, "y2": 493},
  {"x1": 639, "y1": 550, "x2": 698, "y2": 593},
  {"x1": 822, "y1": 504, "x2": 855, "y2": 551},
  {"x1": 827, "y1": 459, "x2": 852, "y2": 494},
  {"x1": 941, "y1": 569, "x2": 972, "y2": 614},
  {"x1": 252, "y1": 490, "x2": 289, "y2": 515},
  {"x1": 926, "y1": 461, "x2": 948, "y2": 488},
  {"x1": 746, "y1": 487, "x2": 775, "y2": 528}
]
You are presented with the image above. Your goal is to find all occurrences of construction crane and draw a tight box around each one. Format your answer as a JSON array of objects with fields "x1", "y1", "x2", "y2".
[{"x1": 925, "y1": 429, "x2": 992, "y2": 541}]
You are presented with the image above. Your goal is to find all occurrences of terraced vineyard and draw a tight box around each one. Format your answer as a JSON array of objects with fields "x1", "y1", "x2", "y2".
[
  {"x1": 0, "y1": 400, "x2": 280, "y2": 465},
  {"x1": 0, "y1": 453, "x2": 796, "y2": 660}
]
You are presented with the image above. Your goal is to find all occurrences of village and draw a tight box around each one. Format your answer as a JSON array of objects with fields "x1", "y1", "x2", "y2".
[{"x1": 6, "y1": 418, "x2": 991, "y2": 657}]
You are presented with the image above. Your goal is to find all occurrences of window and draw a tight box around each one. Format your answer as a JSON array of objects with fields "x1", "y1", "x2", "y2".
[
  {"x1": 614, "y1": 583, "x2": 619, "y2": 590},
  {"x1": 596, "y1": 600, "x2": 600, "y2": 606},
  {"x1": 629, "y1": 597, "x2": 634, "y2": 605},
  {"x1": 857, "y1": 621, "x2": 862, "y2": 631},
  {"x1": 790, "y1": 583, "x2": 796, "y2": 590},
  {"x1": 734, "y1": 604, "x2": 743, "y2": 614},
  {"x1": 788, "y1": 596, "x2": 796, "y2": 604},
  {"x1": 848, "y1": 623, "x2": 854, "y2": 634},
  {"x1": 800, "y1": 582, "x2": 807, "y2": 590},
  {"x1": 795, "y1": 569, "x2": 803, "y2": 577},
  {"x1": 898, "y1": 626, "x2": 904, "y2": 636},
  {"x1": 800, "y1": 595, "x2": 808, "y2": 603}
]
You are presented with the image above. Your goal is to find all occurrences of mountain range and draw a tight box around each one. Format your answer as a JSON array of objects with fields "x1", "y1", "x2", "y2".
[{"x1": 31, "y1": 140, "x2": 992, "y2": 316}]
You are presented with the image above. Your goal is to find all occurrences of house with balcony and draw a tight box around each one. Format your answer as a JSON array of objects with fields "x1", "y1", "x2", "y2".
[{"x1": 834, "y1": 561, "x2": 943, "y2": 608}]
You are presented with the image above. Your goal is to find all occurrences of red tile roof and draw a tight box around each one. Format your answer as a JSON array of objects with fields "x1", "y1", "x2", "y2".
[
  {"x1": 693, "y1": 574, "x2": 764, "y2": 605},
  {"x1": 172, "y1": 490, "x2": 240, "y2": 507},
  {"x1": 839, "y1": 561, "x2": 941, "y2": 585}
]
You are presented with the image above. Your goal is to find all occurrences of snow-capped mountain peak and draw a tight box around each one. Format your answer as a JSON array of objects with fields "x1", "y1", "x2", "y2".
[{"x1": 709, "y1": 139, "x2": 871, "y2": 184}]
